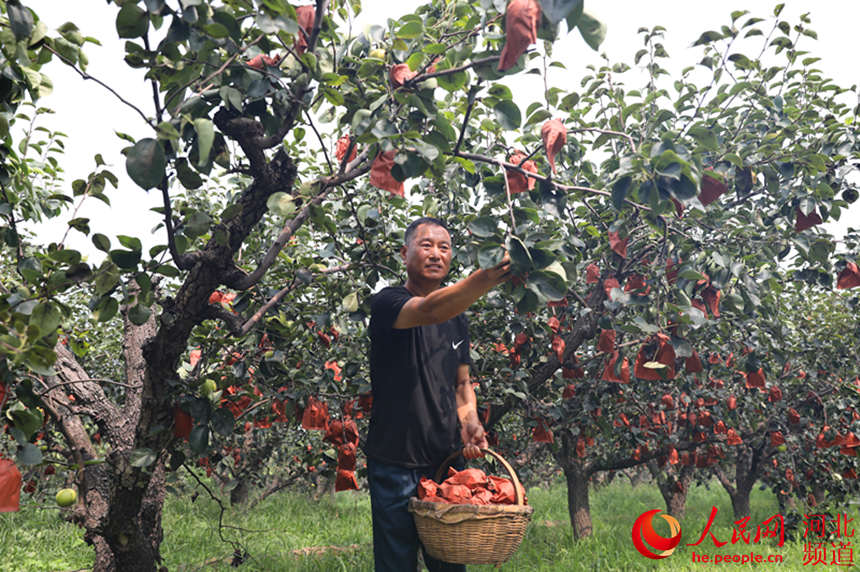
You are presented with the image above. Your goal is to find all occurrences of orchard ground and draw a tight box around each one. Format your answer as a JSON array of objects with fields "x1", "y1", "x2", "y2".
[{"x1": 2, "y1": 475, "x2": 853, "y2": 571}]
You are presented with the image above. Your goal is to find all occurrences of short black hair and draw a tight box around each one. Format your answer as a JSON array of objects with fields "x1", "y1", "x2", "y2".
[{"x1": 404, "y1": 217, "x2": 450, "y2": 246}]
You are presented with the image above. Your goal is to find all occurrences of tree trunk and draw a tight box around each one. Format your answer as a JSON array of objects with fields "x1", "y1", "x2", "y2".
[
  {"x1": 231, "y1": 478, "x2": 250, "y2": 505},
  {"x1": 713, "y1": 444, "x2": 763, "y2": 520},
  {"x1": 730, "y1": 486, "x2": 752, "y2": 520},
  {"x1": 648, "y1": 461, "x2": 693, "y2": 520},
  {"x1": 554, "y1": 434, "x2": 593, "y2": 541},
  {"x1": 564, "y1": 462, "x2": 592, "y2": 539}
]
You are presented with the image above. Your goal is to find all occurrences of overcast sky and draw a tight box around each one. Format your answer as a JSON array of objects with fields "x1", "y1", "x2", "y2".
[{"x1": 24, "y1": 0, "x2": 860, "y2": 255}]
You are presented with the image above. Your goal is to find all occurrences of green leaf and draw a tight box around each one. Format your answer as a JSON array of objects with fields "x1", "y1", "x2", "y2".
[
  {"x1": 541, "y1": 0, "x2": 584, "y2": 26},
  {"x1": 693, "y1": 30, "x2": 723, "y2": 46},
  {"x1": 125, "y1": 138, "x2": 166, "y2": 190},
  {"x1": 612, "y1": 175, "x2": 632, "y2": 210},
  {"x1": 529, "y1": 270, "x2": 567, "y2": 300},
  {"x1": 18, "y1": 257, "x2": 41, "y2": 283},
  {"x1": 576, "y1": 12, "x2": 606, "y2": 51},
  {"x1": 632, "y1": 316, "x2": 659, "y2": 334},
  {"x1": 109, "y1": 249, "x2": 141, "y2": 269},
  {"x1": 175, "y1": 158, "x2": 203, "y2": 190},
  {"x1": 128, "y1": 304, "x2": 151, "y2": 326},
  {"x1": 688, "y1": 125, "x2": 719, "y2": 151},
  {"x1": 396, "y1": 20, "x2": 423, "y2": 39},
  {"x1": 211, "y1": 409, "x2": 234, "y2": 436},
  {"x1": 30, "y1": 302, "x2": 61, "y2": 337},
  {"x1": 193, "y1": 118, "x2": 215, "y2": 167},
  {"x1": 189, "y1": 425, "x2": 209, "y2": 454},
  {"x1": 116, "y1": 3, "x2": 149, "y2": 38},
  {"x1": 469, "y1": 216, "x2": 498, "y2": 238},
  {"x1": 117, "y1": 235, "x2": 142, "y2": 252},
  {"x1": 266, "y1": 192, "x2": 295, "y2": 217},
  {"x1": 92, "y1": 233, "x2": 111, "y2": 252},
  {"x1": 507, "y1": 235, "x2": 533, "y2": 273},
  {"x1": 477, "y1": 243, "x2": 505, "y2": 269},
  {"x1": 130, "y1": 448, "x2": 158, "y2": 467},
  {"x1": 17, "y1": 443, "x2": 42, "y2": 465},
  {"x1": 7, "y1": 1, "x2": 35, "y2": 41},
  {"x1": 184, "y1": 211, "x2": 211, "y2": 238},
  {"x1": 6, "y1": 402, "x2": 43, "y2": 441},
  {"x1": 493, "y1": 100, "x2": 521, "y2": 130},
  {"x1": 94, "y1": 297, "x2": 119, "y2": 322}
]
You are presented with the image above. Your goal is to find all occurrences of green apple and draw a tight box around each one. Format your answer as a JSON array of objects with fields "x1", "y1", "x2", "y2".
[
  {"x1": 368, "y1": 48, "x2": 386, "y2": 60},
  {"x1": 199, "y1": 378, "x2": 217, "y2": 396},
  {"x1": 56, "y1": 488, "x2": 77, "y2": 507},
  {"x1": 418, "y1": 78, "x2": 438, "y2": 90}
]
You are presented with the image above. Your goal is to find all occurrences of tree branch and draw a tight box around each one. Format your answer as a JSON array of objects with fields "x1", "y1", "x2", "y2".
[
  {"x1": 453, "y1": 151, "x2": 651, "y2": 211},
  {"x1": 239, "y1": 263, "x2": 351, "y2": 335},
  {"x1": 403, "y1": 56, "x2": 501, "y2": 87},
  {"x1": 43, "y1": 44, "x2": 153, "y2": 128},
  {"x1": 224, "y1": 160, "x2": 372, "y2": 290},
  {"x1": 306, "y1": 0, "x2": 329, "y2": 55},
  {"x1": 453, "y1": 86, "x2": 478, "y2": 155},
  {"x1": 711, "y1": 464, "x2": 736, "y2": 496},
  {"x1": 202, "y1": 304, "x2": 245, "y2": 336},
  {"x1": 160, "y1": 179, "x2": 196, "y2": 270}
]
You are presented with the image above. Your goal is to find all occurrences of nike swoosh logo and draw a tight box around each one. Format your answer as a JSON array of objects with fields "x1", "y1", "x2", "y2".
[{"x1": 452, "y1": 340, "x2": 464, "y2": 350}]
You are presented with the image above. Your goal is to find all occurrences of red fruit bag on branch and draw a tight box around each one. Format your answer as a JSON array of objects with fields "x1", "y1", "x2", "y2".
[
  {"x1": 0, "y1": 459, "x2": 22, "y2": 512},
  {"x1": 505, "y1": 150, "x2": 537, "y2": 194},
  {"x1": 498, "y1": 0, "x2": 541, "y2": 71},
  {"x1": 294, "y1": 5, "x2": 316, "y2": 55},
  {"x1": 389, "y1": 63, "x2": 417, "y2": 87},
  {"x1": 541, "y1": 118, "x2": 566, "y2": 174},
  {"x1": 335, "y1": 468, "x2": 359, "y2": 492},
  {"x1": 532, "y1": 419, "x2": 554, "y2": 443},
  {"x1": 369, "y1": 150, "x2": 405, "y2": 196},
  {"x1": 335, "y1": 134, "x2": 357, "y2": 163},
  {"x1": 795, "y1": 207, "x2": 822, "y2": 232},
  {"x1": 601, "y1": 350, "x2": 630, "y2": 383},
  {"x1": 699, "y1": 170, "x2": 727, "y2": 206},
  {"x1": 837, "y1": 262, "x2": 860, "y2": 289},
  {"x1": 301, "y1": 396, "x2": 329, "y2": 430},
  {"x1": 608, "y1": 230, "x2": 628, "y2": 258},
  {"x1": 337, "y1": 442, "x2": 357, "y2": 471}
]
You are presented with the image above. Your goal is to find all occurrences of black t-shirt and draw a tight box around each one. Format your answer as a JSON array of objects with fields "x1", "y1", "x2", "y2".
[{"x1": 365, "y1": 285, "x2": 471, "y2": 469}]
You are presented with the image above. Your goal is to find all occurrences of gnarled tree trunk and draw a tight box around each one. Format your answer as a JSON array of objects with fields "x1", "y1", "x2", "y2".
[
  {"x1": 648, "y1": 461, "x2": 694, "y2": 519},
  {"x1": 713, "y1": 443, "x2": 765, "y2": 520}
]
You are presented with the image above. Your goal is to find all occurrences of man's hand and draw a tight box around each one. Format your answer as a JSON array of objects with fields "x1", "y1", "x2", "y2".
[{"x1": 461, "y1": 420, "x2": 488, "y2": 460}]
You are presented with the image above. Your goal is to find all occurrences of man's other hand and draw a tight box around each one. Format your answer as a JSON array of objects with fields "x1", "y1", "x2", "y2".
[{"x1": 461, "y1": 420, "x2": 488, "y2": 459}]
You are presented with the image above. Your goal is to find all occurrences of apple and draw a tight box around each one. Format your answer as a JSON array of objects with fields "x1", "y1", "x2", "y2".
[
  {"x1": 418, "y1": 77, "x2": 438, "y2": 90},
  {"x1": 368, "y1": 48, "x2": 386, "y2": 60},
  {"x1": 56, "y1": 488, "x2": 77, "y2": 507},
  {"x1": 199, "y1": 378, "x2": 217, "y2": 396}
]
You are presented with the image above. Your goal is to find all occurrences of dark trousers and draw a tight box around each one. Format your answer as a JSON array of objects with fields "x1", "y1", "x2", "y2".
[{"x1": 367, "y1": 458, "x2": 466, "y2": 572}]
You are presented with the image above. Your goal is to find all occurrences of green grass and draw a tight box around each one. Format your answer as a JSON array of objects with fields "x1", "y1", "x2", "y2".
[{"x1": 1, "y1": 478, "x2": 856, "y2": 571}]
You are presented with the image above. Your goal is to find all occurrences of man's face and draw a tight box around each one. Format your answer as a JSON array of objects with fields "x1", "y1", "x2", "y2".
[{"x1": 401, "y1": 223, "x2": 452, "y2": 283}]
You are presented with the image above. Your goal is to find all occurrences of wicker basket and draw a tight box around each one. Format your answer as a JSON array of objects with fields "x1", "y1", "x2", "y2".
[{"x1": 408, "y1": 448, "x2": 533, "y2": 566}]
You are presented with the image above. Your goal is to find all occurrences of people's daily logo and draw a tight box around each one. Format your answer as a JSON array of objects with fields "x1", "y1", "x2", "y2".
[{"x1": 632, "y1": 509, "x2": 682, "y2": 559}]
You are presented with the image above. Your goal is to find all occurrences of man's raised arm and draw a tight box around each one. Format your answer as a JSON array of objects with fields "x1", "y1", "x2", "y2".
[{"x1": 393, "y1": 257, "x2": 511, "y2": 329}]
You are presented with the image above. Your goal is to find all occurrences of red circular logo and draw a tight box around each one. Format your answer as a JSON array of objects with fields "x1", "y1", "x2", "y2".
[{"x1": 632, "y1": 509, "x2": 682, "y2": 559}]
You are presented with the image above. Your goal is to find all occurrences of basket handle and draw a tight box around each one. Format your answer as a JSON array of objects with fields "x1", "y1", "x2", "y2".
[{"x1": 434, "y1": 448, "x2": 526, "y2": 506}]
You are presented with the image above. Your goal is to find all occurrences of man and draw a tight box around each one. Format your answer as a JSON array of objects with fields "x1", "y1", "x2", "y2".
[{"x1": 365, "y1": 216, "x2": 511, "y2": 571}]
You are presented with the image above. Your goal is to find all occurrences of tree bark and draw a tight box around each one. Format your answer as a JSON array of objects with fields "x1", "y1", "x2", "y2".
[
  {"x1": 648, "y1": 461, "x2": 693, "y2": 520},
  {"x1": 563, "y1": 460, "x2": 593, "y2": 539},
  {"x1": 713, "y1": 443, "x2": 763, "y2": 520}
]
